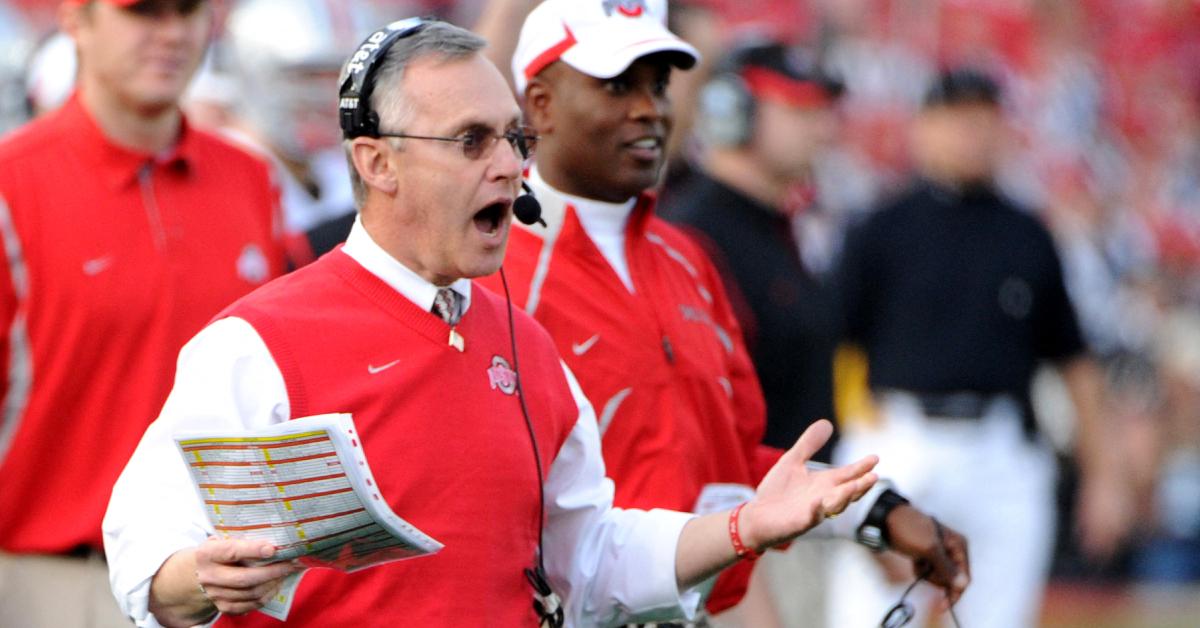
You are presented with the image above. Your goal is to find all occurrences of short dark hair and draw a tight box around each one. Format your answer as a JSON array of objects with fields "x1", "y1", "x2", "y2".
[{"x1": 922, "y1": 68, "x2": 1002, "y2": 109}]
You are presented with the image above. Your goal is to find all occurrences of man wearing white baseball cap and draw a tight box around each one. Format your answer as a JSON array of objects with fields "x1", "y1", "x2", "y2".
[
  {"x1": 511, "y1": 0, "x2": 698, "y2": 96},
  {"x1": 484, "y1": 0, "x2": 971, "y2": 625}
]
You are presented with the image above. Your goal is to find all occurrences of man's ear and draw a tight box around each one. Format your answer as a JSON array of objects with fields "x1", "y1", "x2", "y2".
[
  {"x1": 350, "y1": 139, "x2": 399, "y2": 196},
  {"x1": 524, "y1": 78, "x2": 555, "y2": 136}
]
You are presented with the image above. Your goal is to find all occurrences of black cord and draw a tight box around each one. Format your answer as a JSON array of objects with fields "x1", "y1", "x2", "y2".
[
  {"x1": 933, "y1": 519, "x2": 963, "y2": 628},
  {"x1": 500, "y1": 268, "x2": 562, "y2": 627},
  {"x1": 880, "y1": 566, "x2": 931, "y2": 628},
  {"x1": 879, "y1": 517, "x2": 964, "y2": 628},
  {"x1": 500, "y1": 268, "x2": 547, "y2": 564}
]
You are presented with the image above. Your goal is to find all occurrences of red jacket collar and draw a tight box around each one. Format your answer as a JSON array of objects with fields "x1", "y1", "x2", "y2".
[
  {"x1": 555, "y1": 190, "x2": 659, "y2": 267},
  {"x1": 625, "y1": 190, "x2": 658, "y2": 237},
  {"x1": 60, "y1": 90, "x2": 197, "y2": 190}
]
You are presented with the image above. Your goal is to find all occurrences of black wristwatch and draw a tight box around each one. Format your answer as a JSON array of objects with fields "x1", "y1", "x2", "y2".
[{"x1": 855, "y1": 489, "x2": 910, "y2": 552}]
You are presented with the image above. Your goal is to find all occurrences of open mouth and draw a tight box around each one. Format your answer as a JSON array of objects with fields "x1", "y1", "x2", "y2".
[{"x1": 472, "y1": 201, "x2": 509, "y2": 236}]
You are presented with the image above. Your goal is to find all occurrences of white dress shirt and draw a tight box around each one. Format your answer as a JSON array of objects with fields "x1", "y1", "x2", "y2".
[{"x1": 102, "y1": 218, "x2": 700, "y2": 627}]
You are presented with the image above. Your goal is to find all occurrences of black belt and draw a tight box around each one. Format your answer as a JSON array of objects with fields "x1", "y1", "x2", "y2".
[
  {"x1": 913, "y1": 391, "x2": 1001, "y2": 419},
  {"x1": 64, "y1": 544, "x2": 104, "y2": 560}
]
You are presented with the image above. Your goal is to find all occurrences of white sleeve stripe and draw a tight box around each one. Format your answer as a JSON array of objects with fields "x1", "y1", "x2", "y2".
[{"x1": 0, "y1": 193, "x2": 32, "y2": 464}]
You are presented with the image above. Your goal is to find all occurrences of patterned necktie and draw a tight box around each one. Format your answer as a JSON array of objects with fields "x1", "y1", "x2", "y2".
[{"x1": 431, "y1": 287, "x2": 463, "y2": 327}]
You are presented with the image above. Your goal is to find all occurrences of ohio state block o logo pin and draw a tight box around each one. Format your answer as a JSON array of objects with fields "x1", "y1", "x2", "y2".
[{"x1": 487, "y1": 356, "x2": 518, "y2": 395}]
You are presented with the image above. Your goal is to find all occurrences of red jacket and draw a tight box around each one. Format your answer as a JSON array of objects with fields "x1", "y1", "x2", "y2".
[
  {"x1": 0, "y1": 93, "x2": 287, "y2": 553},
  {"x1": 479, "y1": 183, "x2": 768, "y2": 613}
]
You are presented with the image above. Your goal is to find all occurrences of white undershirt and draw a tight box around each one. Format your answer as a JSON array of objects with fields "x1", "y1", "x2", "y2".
[{"x1": 528, "y1": 167, "x2": 638, "y2": 293}]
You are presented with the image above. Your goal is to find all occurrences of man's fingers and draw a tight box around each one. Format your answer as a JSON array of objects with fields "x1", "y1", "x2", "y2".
[
  {"x1": 216, "y1": 598, "x2": 272, "y2": 616},
  {"x1": 200, "y1": 561, "x2": 297, "y2": 594},
  {"x1": 199, "y1": 564, "x2": 297, "y2": 616},
  {"x1": 201, "y1": 538, "x2": 276, "y2": 565},
  {"x1": 944, "y1": 530, "x2": 971, "y2": 587},
  {"x1": 783, "y1": 419, "x2": 834, "y2": 466},
  {"x1": 848, "y1": 472, "x2": 878, "y2": 502},
  {"x1": 922, "y1": 547, "x2": 958, "y2": 588},
  {"x1": 928, "y1": 528, "x2": 969, "y2": 607},
  {"x1": 829, "y1": 454, "x2": 879, "y2": 484},
  {"x1": 201, "y1": 577, "x2": 284, "y2": 604},
  {"x1": 821, "y1": 472, "x2": 877, "y2": 514}
]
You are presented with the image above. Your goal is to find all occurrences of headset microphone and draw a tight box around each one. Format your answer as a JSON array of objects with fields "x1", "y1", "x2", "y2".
[{"x1": 514, "y1": 181, "x2": 545, "y2": 227}]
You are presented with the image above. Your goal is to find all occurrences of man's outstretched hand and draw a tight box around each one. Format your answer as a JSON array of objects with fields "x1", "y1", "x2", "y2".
[{"x1": 742, "y1": 419, "x2": 879, "y2": 552}]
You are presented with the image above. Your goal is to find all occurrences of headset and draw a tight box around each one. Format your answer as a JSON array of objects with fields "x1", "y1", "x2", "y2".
[
  {"x1": 696, "y1": 73, "x2": 756, "y2": 147},
  {"x1": 338, "y1": 17, "x2": 428, "y2": 140},
  {"x1": 694, "y1": 49, "x2": 758, "y2": 147},
  {"x1": 339, "y1": 19, "x2": 556, "y2": 625},
  {"x1": 338, "y1": 17, "x2": 544, "y2": 226},
  {"x1": 695, "y1": 42, "x2": 843, "y2": 149}
]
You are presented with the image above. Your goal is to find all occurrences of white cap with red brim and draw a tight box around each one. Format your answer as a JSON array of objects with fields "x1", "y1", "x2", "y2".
[{"x1": 512, "y1": 0, "x2": 699, "y2": 94}]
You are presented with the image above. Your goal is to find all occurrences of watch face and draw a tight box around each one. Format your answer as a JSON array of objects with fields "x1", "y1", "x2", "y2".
[{"x1": 858, "y1": 525, "x2": 885, "y2": 551}]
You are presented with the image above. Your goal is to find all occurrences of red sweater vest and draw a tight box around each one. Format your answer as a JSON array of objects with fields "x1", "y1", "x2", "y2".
[{"x1": 215, "y1": 250, "x2": 578, "y2": 626}]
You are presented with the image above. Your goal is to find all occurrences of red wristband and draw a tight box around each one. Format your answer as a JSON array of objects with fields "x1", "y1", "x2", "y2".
[{"x1": 728, "y1": 502, "x2": 761, "y2": 560}]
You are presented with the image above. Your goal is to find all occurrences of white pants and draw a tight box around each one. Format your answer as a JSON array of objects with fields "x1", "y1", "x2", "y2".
[{"x1": 826, "y1": 393, "x2": 1057, "y2": 628}]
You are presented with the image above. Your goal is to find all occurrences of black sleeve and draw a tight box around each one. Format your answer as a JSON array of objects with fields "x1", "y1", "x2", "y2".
[
  {"x1": 1032, "y1": 226, "x2": 1087, "y2": 362},
  {"x1": 305, "y1": 211, "x2": 357, "y2": 260},
  {"x1": 835, "y1": 216, "x2": 875, "y2": 345}
]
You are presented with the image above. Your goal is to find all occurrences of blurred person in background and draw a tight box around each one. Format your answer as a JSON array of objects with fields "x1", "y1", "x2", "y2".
[
  {"x1": 830, "y1": 67, "x2": 1131, "y2": 628},
  {"x1": 0, "y1": 0, "x2": 36, "y2": 134},
  {"x1": 663, "y1": 40, "x2": 846, "y2": 465},
  {"x1": 219, "y1": 0, "x2": 379, "y2": 263},
  {"x1": 0, "y1": 0, "x2": 287, "y2": 625},
  {"x1": 658, "y1": 40, "x2": 850, "y2": 627},
  {"x1": 488, "y1": 1, "x2": 970, "y2": 625},
  {"x1": 23, "y1": 30, "x2": 78, "y2": 117},
  {"x1": 471, "y1": 0, "x2": 539, "y2": 91},
  {"x1": 1129, "y1": 308, "x2": 1200, "y2": 584}
]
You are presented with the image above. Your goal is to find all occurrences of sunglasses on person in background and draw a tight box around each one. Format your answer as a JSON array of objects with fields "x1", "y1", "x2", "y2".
[{"x1": 376, "y1": 126, "x2": 538, "y2": 161}]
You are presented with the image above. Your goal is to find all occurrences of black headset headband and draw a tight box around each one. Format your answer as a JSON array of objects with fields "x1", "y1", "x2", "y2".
[{"x1": 338, "y1": 17, "x2": 431, "y2": 140}]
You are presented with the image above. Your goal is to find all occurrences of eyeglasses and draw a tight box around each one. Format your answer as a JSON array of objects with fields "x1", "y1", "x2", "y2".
[
  {"x1": 880, "y1": 571, "x2": 923, "y2": 628},
  {"x1": 377, "y1": 126, "x2": 538, "y2": 161},
  {"x1": 879, "y1": 573, "x2": 963, "y2": 628}
]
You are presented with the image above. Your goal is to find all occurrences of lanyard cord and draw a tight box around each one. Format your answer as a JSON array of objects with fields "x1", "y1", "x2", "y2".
[{"x1": 500, "y1": 267, "x2": 562, "y2": 627}]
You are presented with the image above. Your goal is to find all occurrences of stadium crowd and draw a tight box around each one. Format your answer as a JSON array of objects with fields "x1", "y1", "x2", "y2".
[{"x1": 1, "y1": 0, "x2": 1198, "y2": 626}]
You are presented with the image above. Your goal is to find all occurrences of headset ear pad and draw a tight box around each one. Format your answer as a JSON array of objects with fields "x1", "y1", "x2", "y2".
[{"x1": 696, "y1": 73, "x2": 755, "y2": 147}]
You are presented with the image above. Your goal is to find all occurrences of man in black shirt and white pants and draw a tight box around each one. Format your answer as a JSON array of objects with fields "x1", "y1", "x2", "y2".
[{"x1": 830, "y1": 69, "x2": 1131, "y2": 628}]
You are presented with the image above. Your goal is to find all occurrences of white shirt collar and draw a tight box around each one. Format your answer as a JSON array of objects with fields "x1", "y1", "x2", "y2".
[
  {"x1": 341, "y1": 216, "x2": 473, "y2": 314},
  {"x1": 528, "y1": 166, "x2": 638, "y2": 292},
  {"x1": 528, "y1": 166, "x2": 637, "y2": 239}
]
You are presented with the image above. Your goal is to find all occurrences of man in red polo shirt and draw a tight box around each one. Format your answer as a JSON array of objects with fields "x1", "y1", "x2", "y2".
[{"x1": 0, "y1": 1, "x2": 286, "y2": 624}]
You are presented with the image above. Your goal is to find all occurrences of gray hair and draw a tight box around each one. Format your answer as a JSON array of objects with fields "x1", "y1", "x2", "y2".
[{"x1": 343, "y1": 21, "x2": 487, "y2": 207}]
